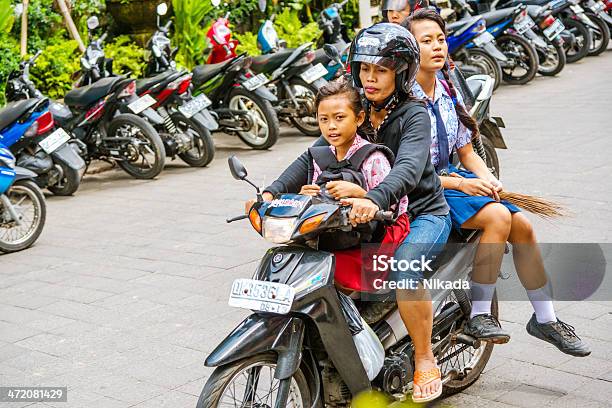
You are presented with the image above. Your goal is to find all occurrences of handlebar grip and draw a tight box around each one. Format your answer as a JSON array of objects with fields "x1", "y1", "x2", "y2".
[
  {"x1": 373, "y1": 210, "x2": 395, "y2": 221},
  {"x1": 99, "y1": 32, "x2": 108, "y2": 43},
  {"x1": 164, "y1": 20, "x2": 172, "y2": 30},
  {"x1": 32, "y1": 50, "x2": 42, "y2": 61},
  {"x1": 227, "y1": 214, "x2": 248, "y2": 223}
]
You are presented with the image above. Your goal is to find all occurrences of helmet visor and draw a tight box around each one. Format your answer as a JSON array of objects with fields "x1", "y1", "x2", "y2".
[
  {"x1": 351, "y1": 53, "x2": 406, "y2": 72},
  {"x1": 382, "y1": 0, "x2": 410, "y2": 11}
]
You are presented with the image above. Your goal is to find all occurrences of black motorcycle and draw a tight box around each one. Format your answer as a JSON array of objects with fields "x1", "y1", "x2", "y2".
[
  {"x1": 196, "y1": 157, "x2": 496, "y2": 407},
  {"x1": 578, "y1": 0, "x2": 611, "y2": 55},
  {"x1": 5, "y1": 53, "x2": 86, "y2": 196}
]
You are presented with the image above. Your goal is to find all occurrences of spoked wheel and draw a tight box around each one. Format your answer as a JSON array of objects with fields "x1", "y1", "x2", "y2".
[
  {"x1": 229, "y1": 88, "x2": 279, "y2": 150},
  {"x1": 465, "y1": 49, "x2": 503, "y2": 91},
  {"x1": 109, "y1": 114, "x2": 165, "y2": 179},
  {"x1": 197, "y1": 354, "x2": 313, "y2": 408},
  {"x1": 435, "y1": 289, "x2": 497, "y2": 396},
  {"x1": 562, "y1": 18, "x2": 591, "y2": 63},
  {"x1": 536, "y1": 39, "x2": 567, "y2": 77},
  {"x1": 586, "y1": 12, "x2": 610, "y2": 56},
  {"x1": 497, "y1": 33, "x2": 538, "y2": 85},
  {"x1": 287, "y1": 79, "x2": 320, "y2": 136},
  {"x1": 0, "y1": 180, "x2": 46, "y2": 253},
  {"x1": 172, "y1": 112, "x2": 216, "y2": 167}
]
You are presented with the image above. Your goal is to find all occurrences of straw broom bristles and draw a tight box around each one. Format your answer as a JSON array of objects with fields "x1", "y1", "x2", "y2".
[{"x1": 498, "y1": 191, "x2": 567, "y2": 219}]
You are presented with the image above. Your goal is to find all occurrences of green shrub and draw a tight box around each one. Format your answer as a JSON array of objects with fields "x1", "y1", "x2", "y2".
[
  {"x1": 104, "y1": 35, "x2": 146, "y2": 78},
  {"x1": 172, "y1": 0, "x2": 214, "y2": 69},
  {"x1": 0, "y1": 36, "x2": 21, "y2": 105},
  {"x1": 11, "y1": 0, "x2": 63, "y2": 53},
  {"x1": 30, "y1": 40, "x2": 81, "y2": 99},
  {"x1": 1, "y1": 0, "x2": 15, "y2": 34},
  {"x1": 235, "y1": 31, "x2": 260, "y2": 56},
  {"x1": 274, "y1": 8, "x2": 321, "y2": 48}
]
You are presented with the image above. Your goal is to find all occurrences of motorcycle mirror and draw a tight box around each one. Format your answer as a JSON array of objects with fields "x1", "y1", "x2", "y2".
[
  {"x1": 228, "y1": 156, "x2": 248, "y2": 180},
  {"x1": 323, "y1": 44, "x2": 342, "y2": 64},
  {"x1": 87, "y1": 16, "x2": 99, "y2": 30},
  {"x1": 258, "y1": 0, "x2": 267, "y2": 12},
  {"x1": 157, "y1": 3, "x2": 168, "y2": 16},
  {"x1": 211, "y1": 0, "x2": 221, "y2": 7}
]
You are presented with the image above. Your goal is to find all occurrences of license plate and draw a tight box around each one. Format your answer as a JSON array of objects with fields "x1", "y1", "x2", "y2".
[
  {"x1": 473, "y1": 31, "x2": 495, "y2": 46},
  {"x1": 571, "y1": 4, "x2": 585, "y2": 13},
  {"x1": 228, "y1": 278, "x2": 296, "y2": 314},
  {"x1": 515, "y1": 15, "x2": 536, "y2": 34},
  {"x1": 300, "y1": 63, "x2": 328, "y2": 84},
  {"x1": 243, "y1": 73, "x2": 268, "y2": 91},
  {"x1": 39, "y1": 127, "x2": 71, "y2": 154},
  {"x1": 544, "y1": 19, "x2": 565, "y2": 40},
  {"x1": 128, "y1": 94, "x2": 156, "y2": 114},
  {"x1": 178, "y1": 94, "x2": 212, "y2": 118}
]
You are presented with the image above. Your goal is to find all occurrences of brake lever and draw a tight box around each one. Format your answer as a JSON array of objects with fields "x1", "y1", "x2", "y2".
[{"x1": 226, "y1": 214, "x2": 248, "y2": 223}]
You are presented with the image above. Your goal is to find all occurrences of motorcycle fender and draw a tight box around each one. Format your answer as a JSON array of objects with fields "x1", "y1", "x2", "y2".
[
  {"x1": 481, "y1": 118, "x2": 508, "y2": 149},
  {"x1": 192, "y1": 110, "x2": 219, "y2": 131},
  {"x1": 253, "y1": 85, "x2": 278, "y2": 103},
  {"x1": 598, "y1": 11, "x2": 612, "y2": 24},
  {"x1": 141, "y1": 107, "x2": 164, "y2": 125},
  {"x1": 311, "y1": 77, "x2": 328, "y2": 90},
  {"x1": 579, "y1": 14, "x2": 600, "y2": 29},
  {"x1": 13, "y1": 166, "x2": 38, "y2": 182},
  {"x1": 205, "y1": 314, "x2": 305, "y2": 380},
  {"x1": 481, "y1": 42, "x2": 509, "y2": 61},
  {"x1": 50, "y1": 143, "x2": 86, "y2": 172}
]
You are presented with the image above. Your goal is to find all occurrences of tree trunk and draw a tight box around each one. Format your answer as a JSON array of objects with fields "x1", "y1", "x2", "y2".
[
  {"x1": 20, "y1": 0, "x2": 29, "y2": 56},
  {"x1": 56, "y1": 0, "x2": 86, "y2": 52}
]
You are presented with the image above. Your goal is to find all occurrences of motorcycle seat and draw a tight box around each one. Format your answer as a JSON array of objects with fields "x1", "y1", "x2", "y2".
[
  {"x1": 192, "y1": 59, "x2": 235, "y2": 85},
  {"x1": 479, "y1": 8, "x2": 517, "y2": 26},
  {"x1": 136, "y1": 71, "x2": 180, "y2": 94},
  {"x1": 447, "y1": 17, "x2": 481, "y2": 36},
  {"x1": 64, "y1": 77, "x2": 124, "y2": 107},
  {"x1": 0, "y1": 98, "x2": 41, "y2": 131},
  {"x1": 250, "y1": 49, "x2": 297, "y2": 75}
]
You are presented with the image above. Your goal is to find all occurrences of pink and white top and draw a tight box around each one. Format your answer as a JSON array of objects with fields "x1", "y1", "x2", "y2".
[{"x1": 311, "y1": 134, "x2": 409, "y2": 214}]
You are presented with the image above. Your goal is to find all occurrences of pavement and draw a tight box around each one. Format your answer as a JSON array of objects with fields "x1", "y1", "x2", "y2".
[{"x1": 1, "y1": 49, "x2": 611, "y2": 407}]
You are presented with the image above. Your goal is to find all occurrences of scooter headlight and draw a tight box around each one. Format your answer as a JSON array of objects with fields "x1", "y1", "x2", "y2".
[
  {"x1": 263, "y1": 217, "x2": 296, "y2": 244},
  {"x1": 0, "y1": 148, "x2": 16, "y2": 169}
]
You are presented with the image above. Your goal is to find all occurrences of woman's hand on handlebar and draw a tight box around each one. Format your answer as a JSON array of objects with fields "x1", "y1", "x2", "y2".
[
  {"x1": 339, "y1": 197, "x2": 380, "y2": 226},
  {"x1": 244, "y1": 192, "x2": 273, "y2": 214},
  {"x1": 299, "y1": 184, "x2": 321, "y2": 197}
]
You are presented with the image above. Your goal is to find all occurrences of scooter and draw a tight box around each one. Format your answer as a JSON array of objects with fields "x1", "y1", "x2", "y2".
[
  {"x1": 205, "y1": 13, "x2": 239, "y2": 64},
  {"x1": 4, "y1": 53, "x2": 86, "y2": 195},
  {"x1": 196, "y1": 155, "x2": 496, "y2": 407},
  {"x1": 0, "y1": 142, "x2": 46, "y2": 254},
  {"x1": 577, "y1": 0, "x2": 611, "y2": 55}
]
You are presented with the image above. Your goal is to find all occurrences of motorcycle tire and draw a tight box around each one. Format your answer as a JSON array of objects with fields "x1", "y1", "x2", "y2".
[
  {"x1": 497, "y1": 33, "x2": 538, "y2": 85},
  {"x1": 586, "y1": 12, "x2": 610, "y2": 56},
  {"x1": 228, "y1": 88, "x2": 279, "y2": 150},
  {"x1": 0, "y1": 180, "x2": 46, "y2": 253},
  {"x1": 47, "y1": 162, "x2": 81, "y2": 196},
  {"x1": 173, "y1": 112, "x2": 216, "y2": 167},
  {"x1": 440, "y1": 290, "x2": 499, "y2": 396},
  {"x1": 287, "y1": 78, "x2": 321, "y2": 136},
  {"x1": 197, "y1": 353, "x2": 315, "y2": 408},
  {"x1": 562, "y1": 18, "x2": 591, "y2": 63},
  {"x1": 109, "y1": 113, "x2": 166, "y2": 179},
  {"x1": 537, "y1": 37, "x2": 567, "y2": 77},
  {"x1": 465, "y1": 49, "x2": 503, "y2": 91}
]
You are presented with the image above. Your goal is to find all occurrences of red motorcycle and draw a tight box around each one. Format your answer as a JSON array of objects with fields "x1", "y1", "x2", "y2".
[{"x1": 206, "y1": 13, "x2": 239, "y2": 64}]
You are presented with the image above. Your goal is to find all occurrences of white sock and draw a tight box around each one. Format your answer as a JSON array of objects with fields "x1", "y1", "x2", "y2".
[
  {"x1": 470, "y1": 281, "x2": 496, "y2": 319},
  {"x1": 526, "y1": 286, "x2": 557, "y2": 324}
]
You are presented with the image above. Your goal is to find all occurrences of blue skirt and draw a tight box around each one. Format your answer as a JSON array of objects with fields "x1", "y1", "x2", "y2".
[{"x1": 444, "y1": 165, "x2": 520, "y2": 231}]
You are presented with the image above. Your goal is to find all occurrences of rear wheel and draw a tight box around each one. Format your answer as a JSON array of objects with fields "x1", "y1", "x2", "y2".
[
  {"x1": 172, "y1": 112, "x2": 215, "y2": 167},
  {"x1": 562, "y1": 18, "x2": 591, "y2": 63},
  {"x1": 229, "y1": 88, "x2": 279, "y2": 150},
  {"x1": 109, "y1": 114, "x2": 165, "y2": 179},
  {"x1": 586, "y1": 12, "x2": 610, "y2": 56},
  {"x1": 0, "y1": 180, "x2": 46, "y2": 253},
  {"x1": 287, "y1": 78, "x2": 320, "y2": 136},
  {"x1": 537, "y1": 38, "x2": 567, "y2": 76},
  {"x1": 465, "y1": 49, "x2": 503, "y2": 91},
  {"x1": 497, "y1": 33, "x2": 538, "y2": 85},
  {"x1": 47, "y1": 162, "x2": 81, "y2": 196},
  {"x1": 197, "y1": 354, "x2": 313, "y2": 408}
]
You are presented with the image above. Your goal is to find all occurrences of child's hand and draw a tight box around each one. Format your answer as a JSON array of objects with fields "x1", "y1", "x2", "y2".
[
  {"x1": 299, "y1": 184, "x2": 321, "y2": 196},
  {"x1": 326, "y1": 181, "x2": 367, "y2": 199},
  {"x1": 460, "y1": 178, "x2": 495, "y2": 197}
]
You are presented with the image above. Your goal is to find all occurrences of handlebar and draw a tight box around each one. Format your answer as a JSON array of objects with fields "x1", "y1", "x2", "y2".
[
  {"x1": 99, "y1": 32, "x2": 108, "y2": 43},
  {"x1": 164, "y1": 20, "x2": 172, "y2": 30},
  {"x1": 227, "y1": 214, "x2": 248, "y2": 223},
  {"x1": 227, "y1": 207, "x2": 395, "y2": 224},
  {"x1": 30, "y1": 50, "x2": 42, "y2": 64},
  {"x1": 339, "y1": 0, "x2": 348, "y2": 7},
  {"x1": 224, "y1": 12, "x2": 230, "y2": 19}
]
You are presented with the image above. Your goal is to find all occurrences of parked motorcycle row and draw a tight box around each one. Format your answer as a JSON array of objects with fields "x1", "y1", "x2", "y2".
[{"x1": 440, "y1": 0, "x2": 612, "y2": 88}]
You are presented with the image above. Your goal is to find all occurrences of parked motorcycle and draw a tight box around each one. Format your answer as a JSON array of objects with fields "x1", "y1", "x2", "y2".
[
  {"x1": 577, "y1": 0, "x2": 611, "y2": 55},
  {"x1": 525, "y1": 4, "x2": 567, "y2": 76},
  {"x1": 0, "y1": 142, "x2": 46, "y2": 254},
  {"x1": 196, "y1": 156, "x2": 496, "y2": 406},
  {"x1": 4, "y1": 54, "x2": 86, "y2": 195},
  {"x1": 314, "y1": 0, "x2": 352, "y2": 81}
]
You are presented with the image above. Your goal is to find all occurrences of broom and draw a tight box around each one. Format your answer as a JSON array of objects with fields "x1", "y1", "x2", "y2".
[{"x1": 498, "y1": 191, "x2": 567, "y2": 219}]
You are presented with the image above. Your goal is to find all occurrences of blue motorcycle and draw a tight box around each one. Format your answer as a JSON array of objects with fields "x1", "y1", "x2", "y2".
[{"x1": 0, "y1": 142, "x2": 46, "y2": 253}]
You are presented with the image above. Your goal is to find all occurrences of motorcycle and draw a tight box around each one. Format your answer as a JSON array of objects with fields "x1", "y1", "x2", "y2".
[
  {"x1": 313, "y1": 0, "x2": 352, "y2": 81},
  {"x1": 196, "y1": 155, "x2": 496, "y2": 406},
  {"x1": 577, "y1": 0, "x2": 611, "y2": 55},
  {"x1": 0, "y1": 142, "x2": 46, "y2": 254},
  {"x1": 132, "y1": 3, "x2": 217, "y2": 167},
  {"x1": 522, "y1": 4, "x2": 568, "y2": 76},
  {"x1": 4, "y1": 54, "x2": 86, "y2": 195}
]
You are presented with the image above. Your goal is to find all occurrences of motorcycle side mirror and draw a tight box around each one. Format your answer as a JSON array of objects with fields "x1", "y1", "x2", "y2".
[
  {"x1": 258, "y1": 0, "x2": 267, "y2": 12},
  {"x1": 157, "y1": 2, "x2": 168, "y2": 16},
  {"x1": 229, "y1": 155, "x2": 248, "y2": 180},
  {"x1": 87, "y1": 16, "x2": 99, "y2": 31},
  {"x1": 323, "y1": 44, "x2": 341, "y2": 62},
  {"x1": 211, "y1": 0, "x2": 221, "y2": 7}
]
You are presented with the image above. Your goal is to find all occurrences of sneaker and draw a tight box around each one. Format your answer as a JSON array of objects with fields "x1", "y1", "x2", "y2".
[
  {"x1": 463, "y1": 314, "x2": 511, "y2": 344},
  {"x1": 526, "y1": 314, "x2": 591, "y2": 357}
]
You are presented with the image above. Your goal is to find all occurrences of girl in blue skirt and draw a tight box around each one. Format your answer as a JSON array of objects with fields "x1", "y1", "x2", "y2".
[{"x1": 404, "y1": 10, "x2": 590, "y2": 356}]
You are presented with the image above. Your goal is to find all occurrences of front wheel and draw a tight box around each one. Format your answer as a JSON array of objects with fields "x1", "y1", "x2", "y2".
[
  {"x1": 197, "y1": 354, "x2": 313, "y2": 408},
  {"x1": 287, "y1": 78, "x2": 321, "y2": 136},
  {"x1": 108, "y1": 114, "x2": 166, "y2": 179},
  {"x1": 465, "y1": 49, "x2": 503, "y2": 91},
  {"x1": 228, "y1": 88, "x2": 279, "y2": 150},
  {"x1": 172, "y1": 112, "x2": 216, "y2": 167},
  {"x1": 497, "y1": 33, "x2": 538, "y2": 85},
  {"x1": 0, "y1": 180, "x2": 46, "y2": 253},
  {"x1": 586, "y1": 13, "x2": 610, "y2": 56},
  {"x1": 47, "y1": 162, "x2": 81, "y2": 196}
]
